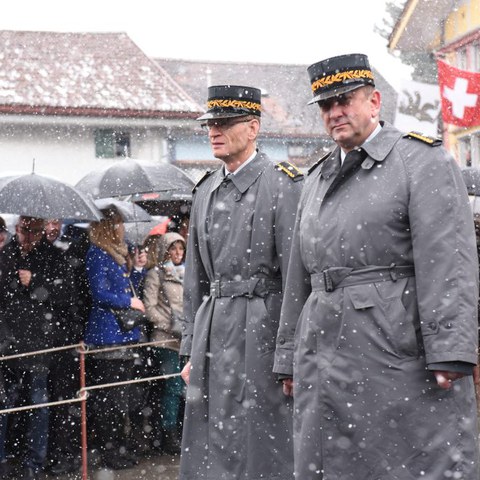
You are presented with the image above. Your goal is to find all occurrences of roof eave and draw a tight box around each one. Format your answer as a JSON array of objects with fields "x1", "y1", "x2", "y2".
[
  {"x1": 0, "y1": 104, "x2": 201, "y2": 119},
  {"x1": 388, "y1": 0, "x2": 456, "y2": 53},
  {"x1": 388, "y1": 0, "x2": 420, "y2": 51}
]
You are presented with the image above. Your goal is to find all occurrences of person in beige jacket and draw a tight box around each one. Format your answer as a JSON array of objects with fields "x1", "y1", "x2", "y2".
[{"x1": 143, "y1": 231, "x2": 186, "y2": 455}]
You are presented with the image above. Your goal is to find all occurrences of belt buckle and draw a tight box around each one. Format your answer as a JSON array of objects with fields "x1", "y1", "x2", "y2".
[
  {"x1": 252, "y1": 278, "x2": 268, "y2": 298},
  {"x1": 323, "y1": 270, "x2": 334, "y2": 292},
  {"x1": 389, "y1": 263, "x2": 398, "y2": 282},
  {"x1": 211, "y1": 280, "x2": 221, "y2": 297}
]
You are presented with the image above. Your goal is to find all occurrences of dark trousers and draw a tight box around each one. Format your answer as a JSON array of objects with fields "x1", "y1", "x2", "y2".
[
  {"x1": 86, "y1": 357, "x2": 134, "y2": 454},
  {"x1": 0, "y1": 365, "x2": 49, "y2": 471},
  {"x1": 150, "y1": 348, "x2": 184, "y2": 434},
  {"x1": 47, "y1": 350, "x2": 81, "y2": 463}
]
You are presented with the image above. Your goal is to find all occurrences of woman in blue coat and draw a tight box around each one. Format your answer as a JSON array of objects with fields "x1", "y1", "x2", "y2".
[{"x1": 85, "y1": 206, "x2": 146, "y2": 470}]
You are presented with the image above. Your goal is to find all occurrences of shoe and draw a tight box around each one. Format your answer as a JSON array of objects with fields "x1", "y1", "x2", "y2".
[
  {"x1": 124, "y1": 451, "x2": 139, "y2": 465},
  {"x1": 0, "y1": 462, "x2": 10, "y2": 480},
  {"x1": 162, "y1": 428, "x2": 181, "y2": 455},
  {"x1": 102, "y1": 453, "x2": 136, "y2": 470},
  {"x1": 48, "y1": 456, "x2": 80, "y2": 475},
  {"x1": 17, "y1": 467, "x2": 38, "y2": 480}
]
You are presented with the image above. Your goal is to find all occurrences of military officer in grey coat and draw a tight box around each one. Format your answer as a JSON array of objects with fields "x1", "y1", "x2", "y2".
[
  {"x1": 274, "y1": 54, "x2": 479, "y2": 480},
  {"x1": 179, "y1": 85, "x2": 302, "y2": 480}
]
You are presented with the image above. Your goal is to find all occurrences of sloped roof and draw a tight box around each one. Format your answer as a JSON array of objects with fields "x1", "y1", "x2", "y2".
[
  {"x1": 388, "y1": 0, "x2": 456, "y2": 53},
  {"x1": 0, "y1": 30, "x2": 202, "y2": 118},
  {"x1": 156, "y1": 58, "x2": 398, "y2": 137}
]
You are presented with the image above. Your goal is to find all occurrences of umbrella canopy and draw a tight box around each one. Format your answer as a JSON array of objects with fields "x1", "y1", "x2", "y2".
[
  {"x1": 148, "y1": 218, "x2": 171, "y2": 236},
  {"x1": 461, "y1": 167, "x2": 480, "y2": 196},
  {"x1": 124, "y1": 215, "x2": 170, "y2": 245},
  {"x1": 94, "y1": 198, "x2": 152, "y2": 223},
  {"x1": 0, "y1": 173, "x2": 101, "y2": 221},
  {"x1": 75, "y1": 158, "x2": 195, "y2": 200}
]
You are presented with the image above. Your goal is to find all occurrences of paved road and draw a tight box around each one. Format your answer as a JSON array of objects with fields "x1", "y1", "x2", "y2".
[{"x1": 44, "y1": 453, "x2": 180, "y2": 480}]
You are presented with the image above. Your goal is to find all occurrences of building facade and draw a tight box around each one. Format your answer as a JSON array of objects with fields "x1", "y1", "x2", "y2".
[{"x1": 389, "y1": 0, "x2": 480, "y2": 166}]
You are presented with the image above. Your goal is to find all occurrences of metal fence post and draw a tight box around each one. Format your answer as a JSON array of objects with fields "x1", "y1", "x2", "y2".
[{"x1": 79, "y1": 341, "x2": 88, "y2": 480}]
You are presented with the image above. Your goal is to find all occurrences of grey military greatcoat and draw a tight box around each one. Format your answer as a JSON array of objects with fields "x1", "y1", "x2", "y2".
[
  {"x1": 180, "y1": 152, "x2": 302, "y2": 480},
  {"x1": 274, "y1": 122, "x2": 479, "y2": 480}
]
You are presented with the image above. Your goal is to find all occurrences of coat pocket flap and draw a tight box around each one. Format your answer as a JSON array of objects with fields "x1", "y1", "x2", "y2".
[{"x1": 346, "y1": 284, "x2": 376, "y2": 309}]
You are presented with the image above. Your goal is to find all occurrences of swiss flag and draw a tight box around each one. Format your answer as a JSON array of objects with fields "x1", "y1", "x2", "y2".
[{"x1": 437, "y1": 59, "x2": 480, "y2": 127}]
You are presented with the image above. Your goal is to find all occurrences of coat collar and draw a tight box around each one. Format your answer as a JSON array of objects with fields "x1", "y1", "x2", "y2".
[
  {"x1": 320, "y1": 121, "x2": 403, "y2": 178},
  {"x1": 210, "y1": 151, "x2": 270, "y2": 194},
  {"x1": 359, "y1": 121, "x2": 403, "y2": 166},
  {"x1": 320, "y1": 150, "x2": 340, "y2": 180}
]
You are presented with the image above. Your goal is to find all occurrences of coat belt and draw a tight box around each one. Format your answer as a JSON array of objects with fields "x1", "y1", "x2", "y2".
[
  {"x1": 311, "y1": 264, "x2": 415, "y2": 292},
  {"x1": 210, "y1": 278, "x2": 282, "y2": 298}
]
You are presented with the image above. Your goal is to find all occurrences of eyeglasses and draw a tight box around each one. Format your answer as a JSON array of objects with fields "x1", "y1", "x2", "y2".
[{"x1": 201, "y1": 118, "x2": 254, "y2": 132}]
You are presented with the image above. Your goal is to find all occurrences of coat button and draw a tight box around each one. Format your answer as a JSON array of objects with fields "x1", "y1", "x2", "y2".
[
  {"x1": 428, "y1": 322, "x2": 436, "y2": 330},
  {"x1": 278, "y1": 336, "x2": 285, "y2": 345}
]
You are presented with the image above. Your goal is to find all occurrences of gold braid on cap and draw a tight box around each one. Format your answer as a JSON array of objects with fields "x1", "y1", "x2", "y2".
[
  {"x1": 207, "y1": 99, "x2": 262, "y2": 112},
  {"x1": 311, "y1": 69, "x2": 374, "y2": 92}
]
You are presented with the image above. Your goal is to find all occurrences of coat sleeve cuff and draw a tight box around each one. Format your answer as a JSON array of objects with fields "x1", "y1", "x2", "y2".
[
  {"x1": 273, "y1": 345, "x2": 294, "y2": 376},
  {"x1": 180, "y1": 335, "x2": 192, "y2": 356}
]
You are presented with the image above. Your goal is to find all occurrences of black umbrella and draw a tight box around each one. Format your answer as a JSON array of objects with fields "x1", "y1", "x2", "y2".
[
  {"x1": 94, "y1": 198, "x2": 152, "y2": 223},
  {"x1": 75, "y1": 158, "x2": 195, "y2": 200},
  {"x1": 461, "y1": 167, "x2": 480, "y2": 196},
  {"x1": 0, "y1": 173, "x2": 101, "y2": 221}
]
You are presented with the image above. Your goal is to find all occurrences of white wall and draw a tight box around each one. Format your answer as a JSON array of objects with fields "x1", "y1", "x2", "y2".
[{"x1": 0, "y1": 118, "x2": 172, "y2": 186}]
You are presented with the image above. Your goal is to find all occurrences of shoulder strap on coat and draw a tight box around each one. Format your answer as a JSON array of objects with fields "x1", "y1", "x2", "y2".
[
  {"x1": 275, "y1": 161, "x2": 304, "y2": 182},
  {"x1": 308, "y1": 152, "x2": 331, "y2": 175},
  {"x1": 192, "y1": 170, "x2": 214, "y2": 193},
  {"x1": 403, "y1": 131, "x2": 442, "y2": 146}
]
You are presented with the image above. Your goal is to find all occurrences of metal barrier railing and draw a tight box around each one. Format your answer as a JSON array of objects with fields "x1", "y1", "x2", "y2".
[{"x1": 0, "y1": 339, "x2": 180, "y2": 480}]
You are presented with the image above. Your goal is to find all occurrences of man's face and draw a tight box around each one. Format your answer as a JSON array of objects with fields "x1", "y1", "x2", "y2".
[
  {"x1": 203, "y1": 117, "x2": 259, "y2": 162},
  {"x1": 45, "y1": 219, "x2": 62, "y2": 243},
  {"x1": 318, "y1": 87, "x2": 381, "y2": 152},
  {"x1": 16, "y1": 217, "x2": 45, "y2": 253}
]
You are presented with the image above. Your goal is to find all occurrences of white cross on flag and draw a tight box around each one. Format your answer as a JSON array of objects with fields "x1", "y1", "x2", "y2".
[{"x1": 437, "y1": 59, "x2": 480, "y2": 127}]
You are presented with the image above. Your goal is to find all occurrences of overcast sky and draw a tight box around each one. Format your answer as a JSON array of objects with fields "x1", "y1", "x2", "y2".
[{"x1": 0, "y1": 0, "x2": 411, "y2": 91}]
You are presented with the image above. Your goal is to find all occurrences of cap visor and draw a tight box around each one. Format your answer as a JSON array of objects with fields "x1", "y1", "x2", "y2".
[
  {"x1": 307, "y1": 83, "x2": 368, "y2": 105},
  {"x1": 196, "y1": 111, "x2": 249, "y2": 121}
]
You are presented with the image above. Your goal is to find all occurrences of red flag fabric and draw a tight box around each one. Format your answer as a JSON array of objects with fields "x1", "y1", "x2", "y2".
[{"x1": 437, "y1": 59, "x2": 480, "y2": 127}]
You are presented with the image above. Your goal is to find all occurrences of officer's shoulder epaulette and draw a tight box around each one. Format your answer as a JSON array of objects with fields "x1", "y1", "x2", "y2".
[
  {"x1": 307, "y1": 152, "x2": 331, "y2": 175},
  {"x1": 192, "y1": 170, "x2": 214, "y2": 193},
  {"x1": 403, "y1": 131, "x2": 442, "y2": 147},
  {"x1": 275, "y1": 161, "x2": 304, "y2": 182}
]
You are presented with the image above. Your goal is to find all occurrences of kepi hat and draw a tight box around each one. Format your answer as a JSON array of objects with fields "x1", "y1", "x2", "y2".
[
  {"x1": 307, "y1": 53, "x2": 375, "y2": 104},
  {"x1": 196, "y1": 85, "x2": 262, "y2": 121}
]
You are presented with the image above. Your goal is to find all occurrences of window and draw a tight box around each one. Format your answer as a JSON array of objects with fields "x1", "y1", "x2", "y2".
[
  {"x1": 471, "y1": 42, "x2": 480, "y2": 72},
  {"x1": 95, "y1": 129, "x2": 131, "y2": 158},
  {"x1": 457, "y1": 47, "x2": 468, "y2": 69},
  {"x1": 458, "y1": 132, "x2": 480, "y2": 167}
]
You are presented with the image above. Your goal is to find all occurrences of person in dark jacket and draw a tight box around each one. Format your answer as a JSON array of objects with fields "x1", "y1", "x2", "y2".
[
  {"x1": 44, "y1": 220, "x2": 87, "y2": 476},
  {"x1": 85, "y1": 206, "x2": 146, "y2": 470},
  {"x1": 0, "y1": 216, "x2": 74, "y2": 480}
]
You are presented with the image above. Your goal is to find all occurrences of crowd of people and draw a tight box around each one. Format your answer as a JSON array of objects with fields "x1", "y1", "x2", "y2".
[{"x1": 0, "y1": 210, "x2": 187, "y2": 479}]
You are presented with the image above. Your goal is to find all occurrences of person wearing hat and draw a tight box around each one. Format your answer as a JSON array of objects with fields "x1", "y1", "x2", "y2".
[
  {"x1": 179, "y1": 85, "x2": 303, "y2": 480},
  {"x1": 274, "y1": 53, "x2": 479, "y2": 479}
]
